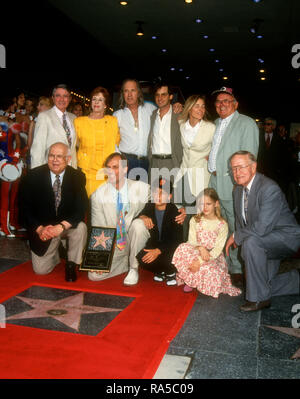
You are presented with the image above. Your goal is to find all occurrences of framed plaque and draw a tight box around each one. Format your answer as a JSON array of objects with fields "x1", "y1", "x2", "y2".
[{"x1": 80, "y1": 226, "x2": 116, "y2": 273}]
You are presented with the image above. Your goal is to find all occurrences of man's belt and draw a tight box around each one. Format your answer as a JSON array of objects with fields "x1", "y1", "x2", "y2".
[
  {"x1": 121, "y1": 152, "x2": 148, "y2": 160},
  {"x1": 152, "y1": 154, "x2": 172, "y2": 159}
]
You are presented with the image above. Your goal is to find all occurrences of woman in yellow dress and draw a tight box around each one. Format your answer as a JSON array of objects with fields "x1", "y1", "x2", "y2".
[{"x1": 74, "y1": 86, "x2": 120, "y2": 197}]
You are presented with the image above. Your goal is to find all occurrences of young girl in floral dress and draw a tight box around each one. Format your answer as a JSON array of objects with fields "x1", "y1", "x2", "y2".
[{"x1": 172, "y1": 188, "x2": 241, "y2": 298}]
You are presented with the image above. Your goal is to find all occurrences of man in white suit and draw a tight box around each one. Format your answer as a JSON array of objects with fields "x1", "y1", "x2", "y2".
[
  {"x1": 89, "y1": 152, "x2": 150, "y2": 286},
  {"x1": 30, "y1": 84, "x2": 77, "y2": 169}
]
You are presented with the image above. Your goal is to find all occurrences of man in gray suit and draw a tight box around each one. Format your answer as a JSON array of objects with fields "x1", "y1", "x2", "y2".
[
  {"x1": 30, "y1": 84, "x2": 77, "y2": 169},
  {"x1": 208, "y1": 87, "x2": 259, "y2": 287},
  {"x1": 148, "y1": 82, "x2": 183, "y2": 182},
  {"x1": 226, "y1": 151, "x2": 300, "y2": 312}
]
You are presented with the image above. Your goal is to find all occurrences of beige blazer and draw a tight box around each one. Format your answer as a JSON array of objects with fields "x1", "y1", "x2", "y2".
[
  {"x1": 175, "y1": 119, "x2": 215, "y2": 197},
  {"x1": 90, "y1": 178, "x2": 150, "y2": 279},
  {"x1": 30, "y1": 107, "x2": 77, "y2": 169}
]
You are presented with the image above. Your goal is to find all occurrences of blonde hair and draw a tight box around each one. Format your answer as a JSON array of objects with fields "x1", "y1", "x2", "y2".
[
  {"x1": 194, "y1": 188, "x2": 224, "y2": 222},
  {"x1": 178, "y1": 94, "x2": 210, "y2": 123},
  {"x1": 38, "y1": 96, "x2": 52, "y2": 108}
]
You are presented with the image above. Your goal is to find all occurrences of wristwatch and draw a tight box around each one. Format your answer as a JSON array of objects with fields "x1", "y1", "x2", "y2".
[{"x1": 59, "y1": 223, "x2": 66, "y2": 231}]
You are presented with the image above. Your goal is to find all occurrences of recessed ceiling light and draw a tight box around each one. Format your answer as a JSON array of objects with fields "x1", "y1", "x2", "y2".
[
  {"x1": 261, "y1": 77, "x2": 266, "y2": 80},
  {"x1": 259, "y1": 69, "x2": 265, "y2": 73},
  {"x1": 203, "y1": 35, "x2": 209, "y2": 39},
  {"x1": 209, "y1": 48, "x2": 215, "y2": 52},
  {"x1": 179, "y1": 68, "x2": 183, "y2": 72},
  {"x1": 185, "y1": 76, "x2": 190, "y2": 79},
  {"x1": 223, "y1": 76, "x2": 228, "y2": 80},
  {"x1": 170, "y1": 67, "x2": 175, "y2": 71},
  {"x1": 215, "y1": 59, "x2": 220, "y2": 63},
  {"x1": 258, "y1": 58, "x2": 264, "y2": 63},
  {"x1": 252, "y1": 0, "x2": 262, "y2": 3},
  {"x1": 120, "y1": 1, "x2": 128, "y2": 5},
  {"x1": 185, "y1": 0, "x2": 193, "y2": 3},
  {"x1": 152, "y1": 35, "x2": 158, "y2": 39},
  {"x1": 219, "y1": 68, "x2": 224, "y2": 72},
  {"x1": 161, "y1": 48, "x2": 167, "y2": 53},
  {"x1": 195, "y1": 18, "x2": 203, "y2": 23},
  {"x1": 256, "y1": 34, "x2": 263, "y2": 39}
]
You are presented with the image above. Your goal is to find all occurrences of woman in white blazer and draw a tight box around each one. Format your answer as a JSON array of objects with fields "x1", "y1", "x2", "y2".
[{"x1": 175, "y1": 95, "x2": 215, "y2": 200}]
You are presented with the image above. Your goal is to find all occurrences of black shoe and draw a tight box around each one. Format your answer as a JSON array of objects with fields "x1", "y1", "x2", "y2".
[{"x1": 65, "y1": 261, "x2": 77, "y2": 282}]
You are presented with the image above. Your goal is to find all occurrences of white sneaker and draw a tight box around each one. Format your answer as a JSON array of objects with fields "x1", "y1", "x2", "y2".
[
  {"x1": 124, "y1": 269, "x2": 139, "y2": 286},
  {"x1": 166, "y1": 273, "x2": 177, "y2": 286}
]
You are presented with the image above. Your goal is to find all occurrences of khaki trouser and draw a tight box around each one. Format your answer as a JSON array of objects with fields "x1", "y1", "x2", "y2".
[{"x1": 31, "y1": 222, "x2": 87, "y2": 275}]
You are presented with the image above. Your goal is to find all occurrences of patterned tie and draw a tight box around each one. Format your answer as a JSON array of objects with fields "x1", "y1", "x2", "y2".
[
  {"x1": 62, "y1": 113, "x2": 72, "y2": 147},
  {"x1": 53, "y1": 174, "x2": 61, "y2": 213},
  {"x1": 265, "y1": 133, "x2": 271, "y2": 149},
  {"x1": 244, "y1": 187, "x2": 249, "y2": 224},
  {"x1": 116, "y1": 191, "x2": 126, "y2": 250}
]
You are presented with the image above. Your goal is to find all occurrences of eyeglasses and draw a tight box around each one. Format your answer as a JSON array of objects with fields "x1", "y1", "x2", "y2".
[
  {"x1": 229, "y1": 163, "x2": 253, "y2": 174},
  {"x1": 264, "y1": 122, "x2": 272, "y2": 126},
  {"x1": 215, "y1": 99, "x2": 235, "y2": 106},
  {"x1": 48, "y1": 154, "x2": 67, "y2": 161}
]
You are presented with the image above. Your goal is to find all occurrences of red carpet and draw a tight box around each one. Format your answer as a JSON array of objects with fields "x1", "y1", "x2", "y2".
[{"x1": 0, "y1": 261, "x2": 197, "y2": 379}]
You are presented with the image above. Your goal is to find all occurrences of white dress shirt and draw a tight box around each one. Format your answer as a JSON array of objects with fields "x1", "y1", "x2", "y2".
[
  {"x1": 152, "y1": 106, "x2": 172, "y2": 155},
  {"x1": 242, "y1": 174, "x2": 256, "y2": 222},
  {"x1": 50, "y1": 169, "x2": 66, "y2": 186},
  {"x1": 208, "y1": 111, "x2": 235, "y2": 173},
  {"x1": 113, "y1": 102, "x2": 156, "y2": 156},
  {"x1": 181, "y1": 120, "x2": 201, "y2": 147}
]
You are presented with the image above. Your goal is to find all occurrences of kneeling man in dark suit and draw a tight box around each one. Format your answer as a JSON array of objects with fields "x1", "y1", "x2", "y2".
[
  {"x1": 19, "y1": 142, "x2": 89, "y2": 281},
  {"x1": 226, "y1": 150, "x2": 300, "y2": 312}
]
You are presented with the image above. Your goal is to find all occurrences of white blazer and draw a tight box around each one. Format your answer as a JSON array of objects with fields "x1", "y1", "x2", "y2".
[
  {"x1": 175, "y1": 119, "x2": 215, "y2": 197},
  {"x1": 30, "y1": 107, "x2": 77, "y2": 169}
]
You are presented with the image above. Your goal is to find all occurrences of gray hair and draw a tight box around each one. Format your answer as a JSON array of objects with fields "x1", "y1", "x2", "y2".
[
  {"x1": 52, "y1": 84, "x2": 71, "y2": 97},
  {"x1": 229, "y1": 150, "x2": 257, "y2": 164},
  {"x1": 264, "y1": 117, "x2": 277, "y2": 128},
  {"x1": 119, "y1": 79, "x2": 144, "y2": 109},
  {"x1": 46, "y1": 142, "x2": 71, "y2": 158}
]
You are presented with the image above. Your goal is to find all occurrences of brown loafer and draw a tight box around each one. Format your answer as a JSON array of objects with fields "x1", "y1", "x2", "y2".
[
  {"x1": 231, "y1": 273, "x2": 244, "y2": 289},
  {"x1": 240, "y1": 300, "x2": 271, "y2": 312}
]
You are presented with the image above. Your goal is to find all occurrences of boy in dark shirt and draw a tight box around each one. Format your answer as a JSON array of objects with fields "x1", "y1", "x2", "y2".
[{"x1": 137, "y1": 179, "x2": 183, "y2": 286}]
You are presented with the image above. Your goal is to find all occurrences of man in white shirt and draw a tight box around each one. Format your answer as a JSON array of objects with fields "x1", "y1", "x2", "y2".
[
  {"x1": 147, "y1": 82, "x2": 183, "y2": 181},
  {"x1": 208, "y1": 87, "x2": 259, "y2": 287},
  {"x1": 113, "y1": 79, "x2": 156, "y2": 180},
  {"x1": 30, "y1": 84, "x2": 77, "y2": 169}
]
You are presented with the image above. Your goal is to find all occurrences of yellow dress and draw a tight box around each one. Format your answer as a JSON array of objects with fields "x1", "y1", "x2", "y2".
[{"x1": 74, "y1": 115, "x2": 120, "y2": 197}]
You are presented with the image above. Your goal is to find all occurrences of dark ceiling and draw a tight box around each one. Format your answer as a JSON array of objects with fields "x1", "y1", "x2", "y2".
[{"x1": 1, "y1": 0, "x2": 300, "y2": 121}]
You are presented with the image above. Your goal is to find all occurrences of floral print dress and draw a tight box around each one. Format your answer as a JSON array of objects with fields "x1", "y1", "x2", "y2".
[{"x1": 172, "y1": 217, "x2": 241, "y2": 298}]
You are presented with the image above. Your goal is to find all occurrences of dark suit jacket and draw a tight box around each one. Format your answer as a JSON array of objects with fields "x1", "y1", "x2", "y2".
[
  {"x1": 138, "y1": 202, "x2": 183, "y2": 260},
  {"x1": 233, "y1": 173, "x2": 300, "y2": 252},
  {"x1": 18, "y1": 164, "x2": 88, "y2": 256},
  {"x1": 147, "y1": 108, "x2": 183, "y2": 169},
  {"x1": 257, "y1": 131, "x2": 285, "y2": 186}
]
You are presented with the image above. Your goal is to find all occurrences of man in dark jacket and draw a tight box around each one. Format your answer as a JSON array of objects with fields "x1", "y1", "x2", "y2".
[{"x1": 19, "y1": 142, "x2": 88, "y2": 281}]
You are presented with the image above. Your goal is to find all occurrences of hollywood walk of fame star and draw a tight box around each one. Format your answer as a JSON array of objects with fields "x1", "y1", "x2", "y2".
[
  {"x1": 93, "y1": 231, "x2": 110, "y2": 249},
  {"x1": 6, "y1": 292, "x2": 122, "y2": 331},
  {"x1": 264, "y1": 325, "x2": 300, "y2": 360}
]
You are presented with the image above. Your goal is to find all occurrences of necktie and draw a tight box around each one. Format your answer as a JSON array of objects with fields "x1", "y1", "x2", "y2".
[
  {"x1": 116, "y1": 191, "x2": 126, "y2": 250},
  {"x1": 243, "y1": 187, "x2": 249, "y2": 223},
  {"x1": 62, "y1": 113, "x2": 72, "y2": 147},
  {"x1": 265, "y1": 133, "x2": 271, "y2": 148},
  {"x1": 53, "y1": 174, "x2": 61, "y2": 213}
]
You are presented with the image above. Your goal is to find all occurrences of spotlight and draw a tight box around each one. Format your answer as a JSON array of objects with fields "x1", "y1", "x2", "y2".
[
  {"x1": 136, "y1": 21, "x2": 144, "y2": 36},
  {"x1": 195, "y1": 18, "x2": 203, "y2": 23},
  {"x1": 209, "y1": 48, "x2": 215, "y2": 52},
  {"x1": 161, "y1": 48, "x2": 167, "y2": 53},
  {"x1": 185, "y1": 0, "x2": 193, "y2": 3},
  {"x1": 119, "y1": 1, "x2": 128, "y2": 5},
  {"x1": 256, "y1": 34, "x2": 263, "y2": 39},
  {"x1": 249, "y1": 18, "x2": 263, "y2": 35},
  {"x1": 223, "y1": 76, "x2": 228, "y2": 80},
  {"x1": 152, "y1": 35, "x2": 157, "y2": 40},
  {"x1": 203, "y1": 35, "x2": 209, "y2": 39}
]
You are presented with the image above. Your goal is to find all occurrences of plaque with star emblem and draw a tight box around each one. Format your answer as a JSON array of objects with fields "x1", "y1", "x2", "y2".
[{"x1": 80, "y1": 226, "x2": 116, "y2": 273}]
